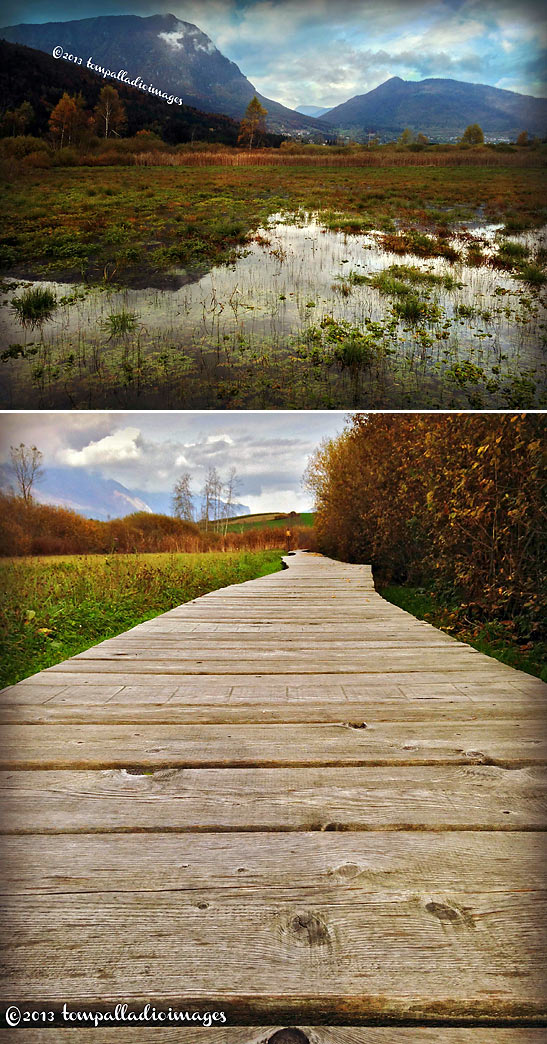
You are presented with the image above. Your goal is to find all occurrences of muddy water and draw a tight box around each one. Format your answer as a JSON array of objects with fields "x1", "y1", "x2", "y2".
[{"x1": 1, "y1": 214, "x2": 545, "y2": 409}]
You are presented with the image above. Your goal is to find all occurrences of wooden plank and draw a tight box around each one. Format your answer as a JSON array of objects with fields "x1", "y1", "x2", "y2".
[
  {"x1": 43, "y1": 655, "x2": 510, "y2": 676},
  {"x1": 14, "y1": 669, "x2": 526, "y2": 691},
  {"x1": 2, "y1": 832, "x2": 544, "y2": 896},
  {"x1": 0, "y1": 721, "x2": 544, "y2": 770},
  {"x1": 1, "y1": 765, "x2": 545, "y2": 833},
  {"x1": 0, "y1": 1030, "x2": 545, "y2": 1042},
  {"x1": 0, "y1": 889, "x2": 545, "y2": 1018},
  {"x1": 2, "y1": 700, "x2": 544, "y2": 726},
  {"x1": 1, "y1": 551, "x2": 545, "y2": 1029}
]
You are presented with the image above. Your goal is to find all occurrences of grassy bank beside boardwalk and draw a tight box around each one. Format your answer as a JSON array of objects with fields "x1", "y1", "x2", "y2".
[
  {"x1": 0, "y1": 549, "x2": 283, "y2": 688},
  {"x1": 382, "y1": 584, "x2": 546, "y2": 682}
]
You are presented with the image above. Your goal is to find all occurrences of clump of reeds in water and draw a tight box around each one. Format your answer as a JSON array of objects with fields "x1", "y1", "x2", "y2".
[{"x1": 11, "y1": 287, "x2": 57, "y2": 329}]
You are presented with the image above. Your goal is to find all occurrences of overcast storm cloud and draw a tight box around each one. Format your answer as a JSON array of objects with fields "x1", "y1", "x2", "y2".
[
  {"x1": 0, "y1": 413, "x2": 346, "y2": 514},
  {"x1": 2, "y1": 0, "x2": 546, "y2": 104}
]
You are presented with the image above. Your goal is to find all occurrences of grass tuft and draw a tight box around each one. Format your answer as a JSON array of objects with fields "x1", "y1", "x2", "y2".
[{"x1": 11, "y1": 287, "x2": 57, "y2": 328}]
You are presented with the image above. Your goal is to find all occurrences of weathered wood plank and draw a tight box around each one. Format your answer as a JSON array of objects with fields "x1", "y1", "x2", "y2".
[
  {"x1": 0, "y1": 721, "x2": 544, "y2": 769},
  {"x1": 9, "y1": 669, "x2": 529, "y2": 694},
  {"x1": 1, "y1": 765, "x2": 545, "y2": 832},
  {"x1": 0, "y1": 1030, "x2": 544, "y2": 1043},
  {"x1": 2, "y1": 700, "x2": 544, "y2": 726},
  {"x1": 2, "y1": 832, "x2": 544, "y2": 895},
  {"x1": 1, "y1": 552, "x2": 545, "y2": 1028},
  {"x1": 43, "y1": 656, "x2": 512, "y2": 676},
  {"x1": 0, "y1": 890, "x2": 545, "y2": 1017}
]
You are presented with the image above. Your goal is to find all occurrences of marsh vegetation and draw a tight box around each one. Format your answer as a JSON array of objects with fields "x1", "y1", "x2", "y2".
[{"x1": 1, "y1": 163, "x2": 545, "y2": 407}]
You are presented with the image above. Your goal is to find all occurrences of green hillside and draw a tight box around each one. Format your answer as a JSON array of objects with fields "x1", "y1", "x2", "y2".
[{"x1": 224, "y1": 512, "x2": 315, "y2": 533}]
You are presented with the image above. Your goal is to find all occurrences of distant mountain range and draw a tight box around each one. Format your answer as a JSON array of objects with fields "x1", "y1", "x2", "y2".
[
  {"x1": 296, "y1": 105, "x2": 332, "y2": 118},
  {"x1": 322, "y1": 76, "x2": 547, "y2": 140},
  {"x1": 0, "y1": 466, "x2": 249, "y2": 521},
  {"x1": 1, "y1": 13, "x2": 545, "y2": 141},
  {"x1": 0, "y1": 12, "x2": 325, "y2": 134}
]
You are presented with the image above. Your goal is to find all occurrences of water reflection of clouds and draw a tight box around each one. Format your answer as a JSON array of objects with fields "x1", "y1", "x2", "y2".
[{"x1": 1, "y1": 214, "x2": 545, "y2": 409}]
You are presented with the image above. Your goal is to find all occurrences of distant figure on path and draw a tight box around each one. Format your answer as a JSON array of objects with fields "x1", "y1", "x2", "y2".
[{"x1": 285, "y1": 529, "x2": 292, "y2": 552}]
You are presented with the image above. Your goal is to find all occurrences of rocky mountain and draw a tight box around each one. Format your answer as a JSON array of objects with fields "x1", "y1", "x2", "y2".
[
  {"x1": 0, "y1": 466, "x2": 249, "y2": 521},
  {"x1": 322, "y1": 76, "x2": 547, "y2": 140},
  {"x1": 0, "y1": 38, "x2": 249, "y2": 146},
  {"x1": 0, "y1": 12, "x2": 326, "y2": 134}
]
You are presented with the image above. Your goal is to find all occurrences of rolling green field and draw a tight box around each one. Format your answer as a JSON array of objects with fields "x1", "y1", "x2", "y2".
[
  {"x1": 224, "y1": 511, "x2": 315, "y2": 532},
  {"x1": 0, "y1": 549, "x2": 283, "y2": 688}
]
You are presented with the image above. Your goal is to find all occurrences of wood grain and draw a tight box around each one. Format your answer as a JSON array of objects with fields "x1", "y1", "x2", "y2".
[
  {"x1": 0, "y1": 1031, "x2": 545, "y2": 1043},
  {"x1": 1, "y1": 765, "x2": 545, "y2": 832},
  {"x1": 0, "y1": 720, "x2": 544, "y2": 769},
  {"x1": 2, "y1": 699, "x2": 545, "y2": 725},
  {"x1": 1, "y1": 551, "x2": 545, "y2": 1026}
]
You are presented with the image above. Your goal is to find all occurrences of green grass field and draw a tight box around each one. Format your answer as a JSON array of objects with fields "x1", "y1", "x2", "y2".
[
  {"x1": 223, "y1": 511, "x2": 315, "y2": 532},
  {"x1": 0, "y1": 549, "x2": 283, "y2": 688}
]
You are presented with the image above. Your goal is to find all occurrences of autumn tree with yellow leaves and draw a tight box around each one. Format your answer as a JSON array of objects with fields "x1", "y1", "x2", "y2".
[{"x1": 305, "y1": 413, "x2": 545, "y2": 622}]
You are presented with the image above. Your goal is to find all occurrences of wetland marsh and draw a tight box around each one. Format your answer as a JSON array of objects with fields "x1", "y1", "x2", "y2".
[{"x1": 1, "y1": 162, "x2": 546, "y2": 408}]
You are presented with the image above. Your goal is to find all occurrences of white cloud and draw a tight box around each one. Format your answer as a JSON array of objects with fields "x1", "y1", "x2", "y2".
[
  {"x1": 244, "y1": 488, "x2": 311, "y2": 513},
  {"x1": 59, "y1": 427, "x2": 142, "y2": 468},
  {"x1": 158, "y1": 29, "x2": 189, "y2": 47},
  {"x1": 206, "y1": 434, "x2": 234, "y2": 445}
]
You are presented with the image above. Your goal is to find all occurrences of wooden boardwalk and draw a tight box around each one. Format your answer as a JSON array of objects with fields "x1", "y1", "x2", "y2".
[{"x1": 1, "y1": 550, "x2": 546, "y2": 1042}]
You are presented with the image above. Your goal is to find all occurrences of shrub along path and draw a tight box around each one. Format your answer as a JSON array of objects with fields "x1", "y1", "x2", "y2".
[{"x1": 0, "y1": 551, "x2": 546, "y2": 1040}]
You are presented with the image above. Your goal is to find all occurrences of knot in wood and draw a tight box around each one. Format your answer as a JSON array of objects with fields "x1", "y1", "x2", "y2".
[
  {"x1": 268, "y1": 1031, "x2": 310, "y2": 1044},
  {"x1": 287, "y1": 910, "x2": 330, "y2": 947},
  {"x1": 425, "y1": 901, "x2": 459, "y2": 921}
]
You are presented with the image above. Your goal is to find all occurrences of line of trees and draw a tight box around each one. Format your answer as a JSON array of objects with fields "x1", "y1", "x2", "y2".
[
  {"x1": 305, "y1": 414, "x2": 545, "y2": 624},
  {"x1": 1, "y1": 447, "x2": 311, "y2": 556},
  {"x1": 173, "y1": 465, "x2": 240, "y2": 534}
]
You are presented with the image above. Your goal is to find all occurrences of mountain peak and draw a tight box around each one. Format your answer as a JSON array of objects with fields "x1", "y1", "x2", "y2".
[
  {"x1": 322, "y1": 74, "x2": 547, "y2": 139},
  {"x1": 0, "y1": 11, "x2": 325, "y2": 132}
]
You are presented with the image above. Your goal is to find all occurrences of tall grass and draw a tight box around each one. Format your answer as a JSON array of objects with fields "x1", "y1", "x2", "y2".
[
  {"x1": 0, "y1": 550, "x2": 284, "y2": 688},
  {"x1": 132, "y1": 148, "x2": 547, "y2": 168}
]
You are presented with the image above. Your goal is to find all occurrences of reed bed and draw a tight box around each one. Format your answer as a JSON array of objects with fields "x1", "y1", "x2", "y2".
[{"x1": 133, "y1": 148, "x2": 547, "y2": 168}]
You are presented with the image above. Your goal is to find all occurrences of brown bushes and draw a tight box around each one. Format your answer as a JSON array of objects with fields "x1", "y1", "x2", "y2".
[
  {"x1": 132, "y1": 147, "x2": 547, "y2": 169},
  {"x1": 0, "y1": 495, "x2": 314, "y2": 557},
  {"x1": 306, "y1": 414, "x2": 546, "y2": 622}
]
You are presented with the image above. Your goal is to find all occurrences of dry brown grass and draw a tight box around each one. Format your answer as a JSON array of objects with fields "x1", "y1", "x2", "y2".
[{"x1": 133, "y1": 147, "x2": 546, "y2": 168}]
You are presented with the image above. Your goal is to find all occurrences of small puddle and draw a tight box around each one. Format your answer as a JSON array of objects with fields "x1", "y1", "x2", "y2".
[{"x1": 1, "y1": 213, "x2": 545, "y2": 408}]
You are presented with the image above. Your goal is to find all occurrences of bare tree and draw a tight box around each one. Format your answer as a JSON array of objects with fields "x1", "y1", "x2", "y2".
[
  {"x1": 201, "y1": 465, "x2": 229, "y2": 531},
  {"x1": 10, "y1": 443, "x2": 44, "y2": 503},
  {"x1": 222, "y1": 467, "x2": 241, "y2": 535},
  {"x1": 200, "y1": 465, "x2": 216, "y2": 531},
  {"x1": 172, "y1": 472, "x2": 194, "y2": 521}
]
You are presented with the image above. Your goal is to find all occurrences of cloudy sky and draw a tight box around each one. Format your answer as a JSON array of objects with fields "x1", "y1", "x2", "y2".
[
  {"x1": 0, "y1": 412, "x2": 347, "y2": 513},
  {"x1": 3, "y1": 0, "x2": 546, "y2": 106}
]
